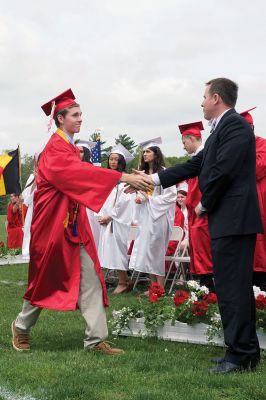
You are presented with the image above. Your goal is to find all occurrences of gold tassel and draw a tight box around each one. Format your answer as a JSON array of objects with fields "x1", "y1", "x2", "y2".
[{"x1": 63, "y1": 212, "x2": 69, "y2": 228}]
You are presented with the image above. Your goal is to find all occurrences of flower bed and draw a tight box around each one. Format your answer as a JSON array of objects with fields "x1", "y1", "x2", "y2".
[
  {"x1": 0, "y1": 242, "x2": 21, "y2": 259},
  {"x1": 112, "y1": 281, "x2": 266, "y2": 348}
]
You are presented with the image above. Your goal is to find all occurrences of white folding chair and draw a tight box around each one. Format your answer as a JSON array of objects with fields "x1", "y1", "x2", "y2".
[
  {"x1": 164, "y1": 226, "x2": 184, "y2": 287},
  {"x1": 168, "y1": 239, "x2": 191, "y2": 294},
  {"x1": 128, "y1": 225, "x2": 138, "y2": 243}
]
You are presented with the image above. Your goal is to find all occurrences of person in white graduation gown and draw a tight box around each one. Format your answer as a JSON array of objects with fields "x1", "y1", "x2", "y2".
[
  {"x1": 78, "y1": 141, "x2": 101, "y2": 248},
  {"x1": 129, "y1": 138, "x2": 176, "y2": 287},
  {"x1": 97, "y1": 144, "x2": 135, "y2": 294},
  {"x1": 21, "y1": 164, "x2": 38, "y2": 258}
]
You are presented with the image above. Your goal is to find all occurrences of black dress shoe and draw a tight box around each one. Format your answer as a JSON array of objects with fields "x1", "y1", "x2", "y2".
[
  {"x1": 208, "y1": 360, "x2": 248, "y2": 374},
  {"x1": 250, "y1": 354, "x2": 260, "y2": 371},
  {"x1": 209, "y1": 357, "x2": 224, "y2": 364}
]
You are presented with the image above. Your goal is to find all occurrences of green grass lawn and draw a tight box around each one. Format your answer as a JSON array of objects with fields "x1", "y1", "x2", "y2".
[{"x1": 0, "y1": 218, "x2": 266, "y2": 400}]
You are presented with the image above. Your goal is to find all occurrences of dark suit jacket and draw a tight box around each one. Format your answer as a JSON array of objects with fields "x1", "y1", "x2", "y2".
[{"x1": 159, "y1": 109, "x2": 263, "y2": 239}]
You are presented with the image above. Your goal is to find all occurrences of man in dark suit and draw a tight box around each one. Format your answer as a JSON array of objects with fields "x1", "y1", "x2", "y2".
[{"x1": 138, "y1": 78, "x2": 263, "y2": 373}]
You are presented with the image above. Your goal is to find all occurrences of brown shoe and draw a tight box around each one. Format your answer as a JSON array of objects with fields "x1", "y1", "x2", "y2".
[
  {"x1": 91, "y1": 341, "x2": 124, "y2": 355},
  {"x1": 11, "y1": 321, "x2": 30, "y2": 351}
]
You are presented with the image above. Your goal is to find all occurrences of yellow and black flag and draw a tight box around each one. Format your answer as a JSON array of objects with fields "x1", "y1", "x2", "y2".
[{"x1": 0, "y1": 148, "x2": 21, "y2": 196}]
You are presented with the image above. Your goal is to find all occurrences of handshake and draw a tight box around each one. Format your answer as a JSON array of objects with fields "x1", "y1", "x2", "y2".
[{"x1": 120, "y1": 169, "x2": 154, "y2": 193}]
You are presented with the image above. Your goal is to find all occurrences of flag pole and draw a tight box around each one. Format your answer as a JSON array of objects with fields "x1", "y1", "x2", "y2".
[{"x1": 18, "y1": 145, "x2": 24, "y2": 226}]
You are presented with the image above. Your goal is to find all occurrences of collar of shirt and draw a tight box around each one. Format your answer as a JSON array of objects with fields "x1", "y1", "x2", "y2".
[
  {"x1": 209, "y1": 108, "x2": 231, "y2": 132},
  {"x1": 63, "y1": 131, "x2": 75, "y2": 145},
  {"x1": 194, "y1": 144, "x2": 204, "y2": 155}
]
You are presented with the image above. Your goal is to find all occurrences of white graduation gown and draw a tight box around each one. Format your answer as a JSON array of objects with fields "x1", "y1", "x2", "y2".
[
  {"x1": 86, "y1": 208, "x2": 101, "y2": 249},
  {"x1": 97, "y1": 182, "x2": 134, "y2": 270},
  {"x1": 22, "y1": 174, "x2": 36, "y2": 258},
  {"x1": 129, "y1": 184, "x2": 177, "y2": 276}
]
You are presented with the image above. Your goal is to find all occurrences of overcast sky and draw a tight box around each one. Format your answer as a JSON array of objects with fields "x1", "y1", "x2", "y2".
[{"x1": 1, "y1": 0, "x2": 266, "y2": 158}]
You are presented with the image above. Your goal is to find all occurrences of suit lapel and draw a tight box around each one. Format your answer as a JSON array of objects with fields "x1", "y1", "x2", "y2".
[{"x1": 201, "y1": 109, "x2": 236, "y2": 167}]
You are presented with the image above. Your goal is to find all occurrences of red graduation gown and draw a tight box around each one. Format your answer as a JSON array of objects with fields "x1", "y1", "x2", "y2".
[
  {"x1": 165, "y1": 206, "x2": 185, "y2": 256},
  {"x1": 7, "y1": 203, "x2": 27, "y2": 248},
  {"x1": 23, "y1": 130, "x2": 121, "y2": 310},
  {"x1": 186, "y1": 177, "x2": 213, "y2": 275},
  {"x1": 254, "y1": 136, "x2": 266, "y2": 272},
  {"x1": 165, "y1": 206, "x2": 185, "y2": 272}
]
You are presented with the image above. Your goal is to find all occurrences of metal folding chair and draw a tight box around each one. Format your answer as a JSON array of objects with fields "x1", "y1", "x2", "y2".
[
  {"x1": 168, "y1": 240, "x2": 190, "y2": 294},
  {"x1": 164, "y1": 226, "x2": 184, "y2": 287}
]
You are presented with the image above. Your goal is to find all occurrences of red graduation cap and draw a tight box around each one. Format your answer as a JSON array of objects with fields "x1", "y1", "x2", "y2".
[
  {"x1": 41, "y1": 88, "x2": 77, "y2": 116},
  {"x1": 240, "y1": 107, "x2": 257, "y2": 126},
  {"x1": 178, "y1": 121, "x2": 204, "y2": 138}
]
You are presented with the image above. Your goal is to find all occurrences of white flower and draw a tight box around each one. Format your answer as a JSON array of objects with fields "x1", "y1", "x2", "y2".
[
  {"x1": 187, "y1": 280, "x2": 200, "y2": 290},
  {"x1": 253, "y1": 285, "x2": 266, "y2": 298},
  {"x1": 199, "y1": 285, "x2": 209, "y2": 295},
  {"x1": 164, "y1": 348, "x2": 169, "y2": 352},
  {"x1": 190, "y1": 292, "x2": 198, "y2": 302},
  {"x1": 211, "y1": 312, "x2": 221, "y2": 323}
]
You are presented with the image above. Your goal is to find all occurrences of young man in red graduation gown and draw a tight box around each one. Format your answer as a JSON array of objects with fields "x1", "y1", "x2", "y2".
[
  {"x1": 11, "y1": 89, "x2": 150, "y2": 354},
  {"x1": 7, "y1": 193, "x2": 27, "y2": 249},
  {"x1": 240, "y1": 108, "x2": 266, "y2": 291},
  {"x1": 179, "y1": 122, "x2": 214, "y2": 291}
]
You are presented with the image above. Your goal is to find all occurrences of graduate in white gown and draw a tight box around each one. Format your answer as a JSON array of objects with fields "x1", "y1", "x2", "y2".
[
  {"x1": 97, "y1": 144, "x2": 134, "y2": 294},
  {"x1": 78, "y1": 141, "x2": 101, "y2": 248},
  {"x1": 129, "y1": 138, "x2": 176, "y2": 287},
  {"x1": 21, "y1": 165, "x2": 38, "y2": 258}
]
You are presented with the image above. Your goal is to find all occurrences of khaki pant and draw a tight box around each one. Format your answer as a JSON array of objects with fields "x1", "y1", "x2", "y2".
[{"x1": 15, "y1": 246, "x2": 108, "y2": 348}]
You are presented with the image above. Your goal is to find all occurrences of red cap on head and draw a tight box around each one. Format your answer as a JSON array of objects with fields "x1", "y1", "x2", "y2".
[
  {"x1": 240, "y1": 107, "x2": 257, "y2": 126},
  {"x1": 178, "y1": 121, "x2": 204, "y2": 138},
  {"x1": 41, "y1": 88, "x2": 77, "y2": 116}
]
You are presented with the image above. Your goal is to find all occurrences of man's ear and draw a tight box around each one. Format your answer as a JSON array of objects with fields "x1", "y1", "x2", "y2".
[
  {"x1": 57, "y1": 114, "x2": 65, "y2": 125},
  {"x1": 213, "y1": 93, "x2": 220, "y2": 105}
]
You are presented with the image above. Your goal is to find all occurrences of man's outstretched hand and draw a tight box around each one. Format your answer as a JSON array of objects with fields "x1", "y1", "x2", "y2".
[{"x1": 121, "y1": 170, "x2": 153, "y2": 193}]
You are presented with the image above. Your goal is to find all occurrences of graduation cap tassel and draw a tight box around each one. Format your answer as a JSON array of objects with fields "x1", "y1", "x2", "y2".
[
  {"x1": 47, "y1": 101, "x2": 56, "y2": 133},
  {"x1": 72, "y1": 205, "x2": 79, "y2": 237},
  {"x1": 72, "y1": 219, "x2": 78, "y2": 237}
]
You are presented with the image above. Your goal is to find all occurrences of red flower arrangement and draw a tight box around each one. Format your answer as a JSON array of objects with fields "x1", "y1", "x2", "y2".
[
  {"x1": 192, "y1": 300, "x2": 209, "y2": 317},
  {"x1": 204, "y1": 292, "x2": 218, "y2": 304},
  {"x1": 173, "y1": 290, "x2": 189, "y2": 307},
  {"x1": 255, "y1": 294, "x2": 266, "y2": 310},
  {"x1": 148, "y1": 282, "x2": 164, "y2": 303}
]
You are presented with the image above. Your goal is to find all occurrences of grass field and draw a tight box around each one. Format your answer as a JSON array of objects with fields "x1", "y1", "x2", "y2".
[{"x1": 0, "y1": 215, "x2": 266, "y2": 400}]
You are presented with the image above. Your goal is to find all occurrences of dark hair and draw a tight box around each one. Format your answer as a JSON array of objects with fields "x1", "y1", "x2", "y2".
[
  {"x1": 206, "y1": 78, "x2": 238, "y2": 107},
  {"x1": 82, "y1": 146, "x2": 91, "y2": 163},
  {"x1": 107, "y1": 153, "x2": 127, "y2": 172},
  {"x1": 54, "y1": 103, "x2": 80, "y2": 128},
  {"x1": 139, "y1": 146, "x2": 165, "y2": 174},
  {"x1": 177, "y1": 190, "x2": 187, "y2": 196}
]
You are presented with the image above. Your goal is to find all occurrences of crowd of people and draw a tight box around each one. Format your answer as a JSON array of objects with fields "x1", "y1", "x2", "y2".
[
  {"x1": 5, "y1": 109, "x2": 266, "y2": 295},
  {"x1": 5, "y1": 78, "x2": 266, "y2": 373}
]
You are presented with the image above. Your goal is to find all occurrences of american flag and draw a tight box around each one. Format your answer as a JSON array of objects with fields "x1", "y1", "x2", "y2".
[{"x1": 91, "y1": 140, "x2": 101, "y2": 166}]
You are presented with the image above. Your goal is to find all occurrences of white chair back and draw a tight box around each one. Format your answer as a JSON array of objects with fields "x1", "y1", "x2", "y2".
[
  {"x1": 169, "y1": 226, "x2": 183, "y2": 242},
  {"x1": 128, "y1": 225, "x2": 138, "y2": 242}
]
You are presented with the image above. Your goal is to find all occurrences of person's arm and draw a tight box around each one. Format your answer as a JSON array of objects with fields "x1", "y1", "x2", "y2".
[
  {"x1": 201, "y1": 118, "x2": 251, "y2": 211},
  {"x1": 40, "y1": 142, "x2": 121, "y2": 213},
  {"x1": 158, "y1": 151, "x2": 203, "y2": 188}
]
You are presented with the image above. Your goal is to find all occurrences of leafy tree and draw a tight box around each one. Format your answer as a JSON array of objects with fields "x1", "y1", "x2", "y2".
[
  {"x1": 115, "y1": 134, "x2": 137, "y2": 153},
  {"x1": 165, "y1": 155, "x2": 191, "y2": 168}
]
